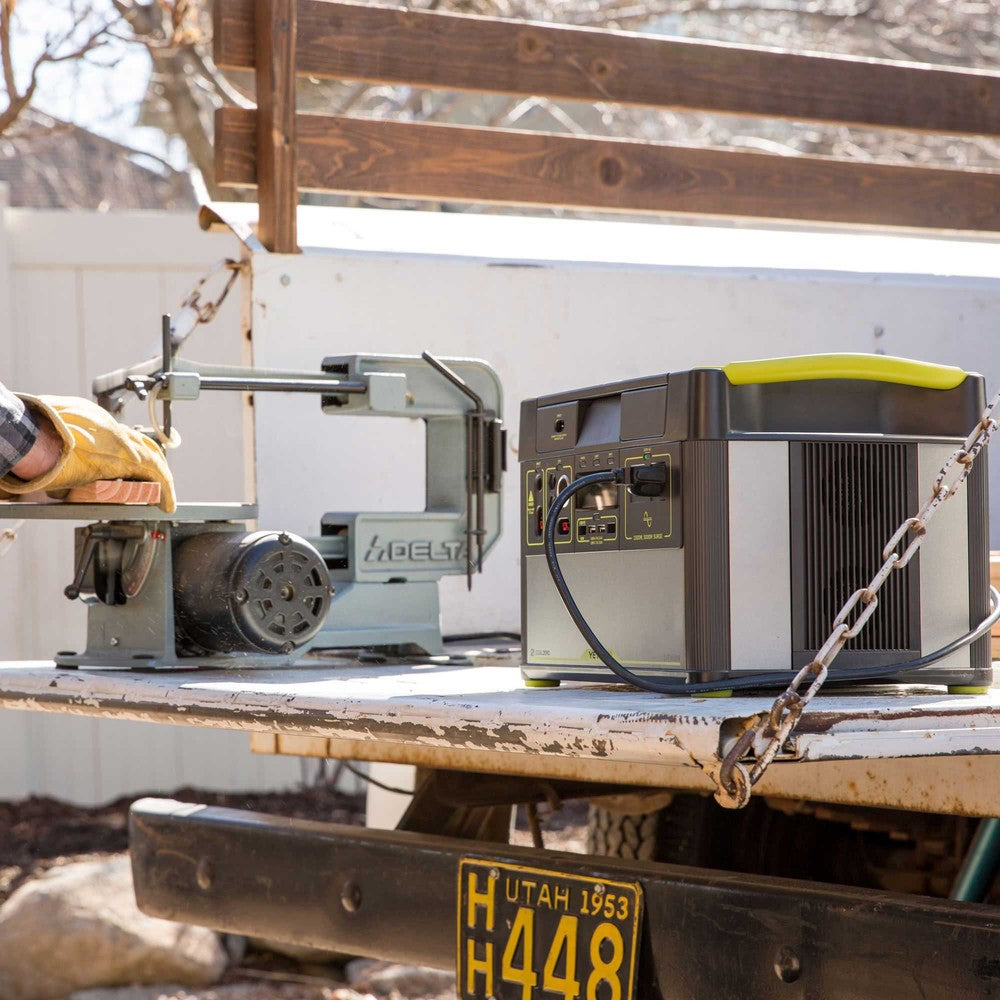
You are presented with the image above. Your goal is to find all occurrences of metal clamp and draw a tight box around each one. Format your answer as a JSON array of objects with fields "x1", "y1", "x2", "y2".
[
  {"x1": 65, "y1": 524, "x2": 158, "y2": 603},
  {"x1": 422, "y1": 352, "x2": 505, "y2": 591}
]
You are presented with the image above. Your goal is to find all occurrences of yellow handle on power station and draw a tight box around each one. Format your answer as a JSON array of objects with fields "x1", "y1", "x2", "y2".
[{"x1": 719, "y1": 354, "x2": 968, "y2": 390}]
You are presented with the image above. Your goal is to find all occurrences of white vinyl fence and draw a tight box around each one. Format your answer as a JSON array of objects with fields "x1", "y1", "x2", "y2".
[{"x1": 0, "y1": 206, "x2": 309, "y2": 802}]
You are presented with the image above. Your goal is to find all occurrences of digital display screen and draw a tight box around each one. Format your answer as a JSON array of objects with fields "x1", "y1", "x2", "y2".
[{"x1": 576, "y1": 483, "x2": 619, "y2": 511}]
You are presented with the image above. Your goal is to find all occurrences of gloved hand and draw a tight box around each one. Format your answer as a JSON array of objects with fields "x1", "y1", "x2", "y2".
[{"x1": 0, "y1": 395, "x2": 176, "y2": 513}]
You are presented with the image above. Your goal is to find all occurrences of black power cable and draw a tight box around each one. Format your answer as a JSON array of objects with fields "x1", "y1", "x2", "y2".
[{"x1": 544, "y1": 468, "x2": 1000, "y2": 696}]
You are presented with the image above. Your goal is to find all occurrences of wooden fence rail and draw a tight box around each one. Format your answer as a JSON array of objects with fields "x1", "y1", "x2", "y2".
[
  {"x1": 216, "y1": 108, "x2": 1000, "y2": 231},
  {"x1": 218, "y1": 0, "x2": 1000, "y2": 251}
]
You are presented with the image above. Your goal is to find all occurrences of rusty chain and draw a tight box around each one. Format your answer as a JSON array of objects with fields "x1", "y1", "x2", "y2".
[
  {"x1": 0, "y1": 262, "x2": 243, "y2": 557},
  {"x1": 714, "y1": 387, "x2": 1000, "y2": 809},
  {"x1": 169, "y1": 259, "x2": 243, "y2": 347},
  {"x1": 143, "y1": 259, "x2": 244, "y2": 447}
]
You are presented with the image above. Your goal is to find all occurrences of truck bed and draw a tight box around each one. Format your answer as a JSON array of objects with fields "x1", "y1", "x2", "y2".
[{"x1": 2, "y1": 652, "x2": 1000, "y2": 816}]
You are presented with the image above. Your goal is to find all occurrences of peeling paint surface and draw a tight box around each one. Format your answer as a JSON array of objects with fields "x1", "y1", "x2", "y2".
[{"x1": 2, "y1": 659, "x2": 1000, "y2": 779}]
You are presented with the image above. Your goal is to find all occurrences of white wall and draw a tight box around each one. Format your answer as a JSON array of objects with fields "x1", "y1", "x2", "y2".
[{"x1": 0, "y1": 208, "x2": 306, "y2": 802}]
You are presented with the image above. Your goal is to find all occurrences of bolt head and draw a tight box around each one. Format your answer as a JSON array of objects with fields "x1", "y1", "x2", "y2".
[
  {"x1": 280, "y1": 274, "x2": 291, "y2": 286},
  {"x1": 196, "y1": 858, "x2": 214, "y2": 891},
  {"x1": 341, "y1": 880, "x2": 362, "y2": 912},
  {"x1": 109, "y1": 637, "x2": 120, "y2": 647},
  {"x1": 281, "y1": 641, "x2": 295, "y2": 655},
  {"x1": 278, "y1": 533, "x2": 291, "y2": 545},
  {"x1": 234, "y1": 588, "x2": 249, "y2": 604},
  {"x1": 774, "y1": 946, "x2": 801, "y2": 983}
]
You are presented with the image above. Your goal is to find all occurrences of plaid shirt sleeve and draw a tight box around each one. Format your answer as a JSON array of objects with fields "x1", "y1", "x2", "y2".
[{"x1": 0, "y1": 383, "x2": 39, "y2": 479}]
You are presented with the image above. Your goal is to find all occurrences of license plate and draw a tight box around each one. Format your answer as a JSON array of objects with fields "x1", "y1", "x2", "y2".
[{"x1": 457, "y1": 859, "x2": 643, "y2": 1000}]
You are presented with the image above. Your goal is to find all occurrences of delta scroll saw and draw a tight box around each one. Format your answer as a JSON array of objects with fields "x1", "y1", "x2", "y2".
[{"x1": 0, "y1": 318, "x2": 506, "y2": 670}]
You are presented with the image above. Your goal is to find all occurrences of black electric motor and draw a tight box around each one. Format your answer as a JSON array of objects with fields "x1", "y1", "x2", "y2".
[{"x1": 173, "y1": 530, "x2": 331, "y2": 655}]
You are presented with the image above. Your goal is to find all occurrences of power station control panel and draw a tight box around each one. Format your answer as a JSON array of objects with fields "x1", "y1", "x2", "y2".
[{"x1": 520, "y1": 383, "x2": 681, "y2": 556}]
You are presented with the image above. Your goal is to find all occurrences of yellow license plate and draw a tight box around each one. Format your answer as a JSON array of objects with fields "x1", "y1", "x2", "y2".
[{"x1": 458, "y1": 859, "x2": 643, "y2": 1000}]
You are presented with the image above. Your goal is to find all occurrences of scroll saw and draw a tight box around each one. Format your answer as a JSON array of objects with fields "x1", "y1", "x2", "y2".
[{"x1": 0, "y1": 320, "x2": 505, "y2": 669}]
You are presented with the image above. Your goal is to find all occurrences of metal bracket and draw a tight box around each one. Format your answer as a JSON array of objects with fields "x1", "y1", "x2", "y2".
[{"x1": 422, "y1": 351, "x2": 506, "y2": 590}]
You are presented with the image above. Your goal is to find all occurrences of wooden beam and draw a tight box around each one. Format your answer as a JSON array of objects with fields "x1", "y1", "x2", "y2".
[
  {"x1": 253, "y1": 0, "x2": 298, "y2": 252},
  {"x1": 215, "y1": 108, "x2": 1000, "y2": 232},
  {"x1": 216, "y1": 0, "x2": 1000, "y2": 138}
]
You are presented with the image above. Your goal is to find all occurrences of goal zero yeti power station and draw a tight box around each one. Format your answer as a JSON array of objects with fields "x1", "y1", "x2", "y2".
[{"x1": 520, "y1": 355, "x2": 992, "y2": 691}]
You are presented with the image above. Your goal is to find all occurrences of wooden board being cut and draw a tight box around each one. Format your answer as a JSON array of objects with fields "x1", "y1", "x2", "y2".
[{"x1": 61, "y1": 480, "x2": 161, "y2": 505}]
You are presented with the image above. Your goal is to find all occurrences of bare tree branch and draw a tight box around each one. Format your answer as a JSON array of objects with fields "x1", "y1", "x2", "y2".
[{"x1": 0, "y1": 3, "x2": 115, "y2": 135}]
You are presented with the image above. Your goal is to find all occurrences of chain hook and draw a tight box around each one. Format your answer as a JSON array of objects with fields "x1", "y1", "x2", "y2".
[{"x1": 714, "y1": 760, "x2": 752, "y2": 810}]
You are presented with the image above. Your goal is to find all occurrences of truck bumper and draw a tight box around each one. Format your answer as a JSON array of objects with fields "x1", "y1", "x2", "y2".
[{"x1": 130, "y1": 796, "x2": 1000, "y2": 999}]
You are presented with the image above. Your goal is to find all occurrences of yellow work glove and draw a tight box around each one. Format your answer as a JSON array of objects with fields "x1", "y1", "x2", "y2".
[{"x1": 0, "y1": 395, "x2": 176, "y2": 513}]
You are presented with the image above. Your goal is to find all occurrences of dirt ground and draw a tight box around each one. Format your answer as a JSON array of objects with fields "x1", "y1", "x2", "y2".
[
  {"x1": 0, "y1": 784, "x2": 366, "y2": 906},
  {"x1": 0, "y1": 783, "x2": 589, "y2": 1000}
]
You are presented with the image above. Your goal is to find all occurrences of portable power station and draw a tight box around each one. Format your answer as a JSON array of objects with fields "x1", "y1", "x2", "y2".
[{"x1": 519, "y1": 355, "x2": 992, "y2": 691}]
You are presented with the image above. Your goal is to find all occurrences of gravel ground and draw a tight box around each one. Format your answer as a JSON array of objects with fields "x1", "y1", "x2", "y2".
[{"x1": 0, "y1": 783, "x2": 589, "y2": 1000}]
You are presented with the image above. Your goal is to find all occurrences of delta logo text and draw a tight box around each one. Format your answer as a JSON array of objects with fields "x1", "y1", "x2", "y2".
[{"x1": 364, "y1": 534, "x2": 466, "y2": 563}]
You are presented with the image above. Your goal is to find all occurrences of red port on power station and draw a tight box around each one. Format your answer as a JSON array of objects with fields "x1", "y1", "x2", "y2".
[{"x1": 558, "y1": 518, "x2": 570, "y2": 535}]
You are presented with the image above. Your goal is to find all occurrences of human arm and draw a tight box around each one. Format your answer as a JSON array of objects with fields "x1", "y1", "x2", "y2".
[
  {"x1": 0, "y1": 383, "x2": 50, "y2": 480},
  {"x1": 0, "y1": 388, "x2": 176, "y2": 512}
]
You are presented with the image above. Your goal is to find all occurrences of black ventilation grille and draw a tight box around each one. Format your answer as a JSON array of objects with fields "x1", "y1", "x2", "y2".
[{"x1": 798, "y1": 441, "x2": 917, "y2": 653}]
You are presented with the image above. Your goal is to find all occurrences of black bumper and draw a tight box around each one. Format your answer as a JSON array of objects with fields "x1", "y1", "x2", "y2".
[{"x1": 130, "y1": 797, "x2": 1000, "y2": 999}]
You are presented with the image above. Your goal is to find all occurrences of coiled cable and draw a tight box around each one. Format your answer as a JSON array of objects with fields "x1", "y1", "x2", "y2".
[{"x1": 544, "y1": 469, "x2": 1000, "y2": 696}]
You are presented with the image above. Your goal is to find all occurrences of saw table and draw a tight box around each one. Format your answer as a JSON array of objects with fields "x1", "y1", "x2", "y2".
[{"x1": 1, "y1": 654, "x2": 999, "y2": 817}]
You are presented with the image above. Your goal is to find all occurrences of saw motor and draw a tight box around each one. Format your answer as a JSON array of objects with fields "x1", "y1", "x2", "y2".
[{"x1": 19, "y1": 503, "x2": 331, "y2": 670}]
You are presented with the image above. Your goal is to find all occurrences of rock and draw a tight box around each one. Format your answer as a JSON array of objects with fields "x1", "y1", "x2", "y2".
[
  {"x1": 222, "y1": 934, "x2": 248, "y2": 966},
  {"x1": 70, "y1": 983, "x2": 360, "y2": 1000},
  {"x1": 345, "y1": 959, "x2": 456, "y2": 997},
  {"x1": 69, "y1": 988, "x2": 313, "y2": 1000},
  {"x1": 68, "y1": 988, "x2": 192, "y2": 1000},
  {"x1": 247, "y1": 935, "x2": 345, "y2": 964},
  {"x1": 0, "y1": 855, "x2": 227, "y2": 1000},
  {"x1": 69, "y1": 988, "x2": 295, "y2": 1000},
  {"x1": 328, "y1": 989, "x2": 378, "y2": 1000}
]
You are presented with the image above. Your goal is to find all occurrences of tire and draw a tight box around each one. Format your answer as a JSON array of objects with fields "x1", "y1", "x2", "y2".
[
  {"x1": 586, "y1": 806, "x2": 659, "y2": 861},
  {"x1": 587, "y1": 794, "x2": 875, "y2": 887},
  {"x1": 586, "y1": 795, "x2": 717, "y2": 866}
]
